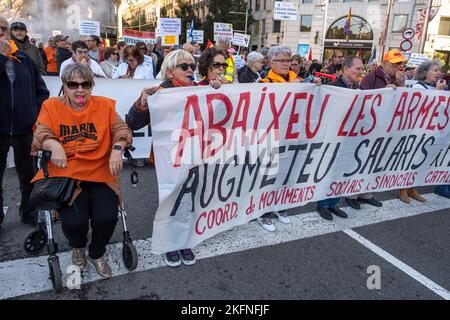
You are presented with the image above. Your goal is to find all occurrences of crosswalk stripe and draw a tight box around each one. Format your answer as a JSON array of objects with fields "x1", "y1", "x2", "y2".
[{"x1": 0, "y1": 193, "x2": 449, "y2": 299}]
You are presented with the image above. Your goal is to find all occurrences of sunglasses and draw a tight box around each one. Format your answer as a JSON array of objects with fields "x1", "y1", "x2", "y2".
[
  {"x1": 177, "y1": 63, "x2": 196, "y2": 71},
  {"x1": 138, "y1": 47, "x2": 146, "y2": 50},
  {"x1": 211, "y1": 62, "x2": 228, "y2": 69},
  {"x1": 66, "y1": 81, "x2": 93, "y2": 90}
]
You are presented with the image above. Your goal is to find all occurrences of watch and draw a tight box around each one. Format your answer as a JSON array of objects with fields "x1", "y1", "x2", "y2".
[{"x1": 113, "y1": 144, "x2": 123, "y2": 151}]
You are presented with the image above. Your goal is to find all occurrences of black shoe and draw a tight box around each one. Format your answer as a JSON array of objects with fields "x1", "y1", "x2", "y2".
[
  {"x1": 20, "y1": 212, "x2": 38, "y2": 226},
  {"x1": 329, "y1": 206, "x2": 348, "y2": 218},
  {"x1": 317, "y1": 207, "x2": 333, "y2": 221},
  {"x1": 357, "y1": 197, "x2": 382, "y2": 207},
  {"x1": 345, "y1": 198, "x2": 361, "y2": 210}
]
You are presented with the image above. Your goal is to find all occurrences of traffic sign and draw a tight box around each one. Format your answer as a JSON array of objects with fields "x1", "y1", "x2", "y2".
[
  {"x1": 402, "y1": 28, "x2": 415, "y2": 40},
  {"x1": 400, "y1": 39, "x2": 413, "y2": 52}
]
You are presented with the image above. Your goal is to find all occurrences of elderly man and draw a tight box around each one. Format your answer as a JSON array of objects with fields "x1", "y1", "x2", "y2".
[
  {"x1": 344, "y1": 50, "x2": 408, "y2": 210},
  {"x1": 238, "y1": 51, "x2": 264, "y2": 83},
  {"x1": 318, "y1": 56, "x2": 364, "y2": 220},
  {"x1": 215, "y1": 36, "x2": 235, "y2": 83},
  {"x1": 0, "y1": 16, "x2": 50, "y2": 229},
  {"x1": 9, "y1": 21, "x2": 46, "y2": 75}
]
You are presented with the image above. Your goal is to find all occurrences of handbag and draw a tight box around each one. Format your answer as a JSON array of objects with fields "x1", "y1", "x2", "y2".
[{"x1": 29, "y1": 151, "x2": 77, "y2": 210}]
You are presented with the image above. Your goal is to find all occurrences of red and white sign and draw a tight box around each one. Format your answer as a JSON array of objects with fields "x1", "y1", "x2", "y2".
[
  {"x1": 400, "y1": 39, "x2": 413, "y2": 52},
  {"x1": 122, "y1": 28, "x2": 156, "y2": 44},
  {"x1": 402, "y1": 28, "x2": 415, "y2": 40}
]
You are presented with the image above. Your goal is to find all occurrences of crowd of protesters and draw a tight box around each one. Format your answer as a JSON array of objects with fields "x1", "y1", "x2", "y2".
[{"x1": 1, "y1": 17, "x2": 449, "y2": 277}]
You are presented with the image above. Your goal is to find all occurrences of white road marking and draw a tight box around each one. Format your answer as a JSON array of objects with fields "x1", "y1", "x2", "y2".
[
  {"x1": 343, "y1": 229, "x2": 450, "y2": 300},
  {"x1": 0, "y1": 193, "x2": 449, "y2": 299}
]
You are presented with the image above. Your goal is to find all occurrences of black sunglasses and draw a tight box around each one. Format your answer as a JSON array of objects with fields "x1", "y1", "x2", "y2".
[
  {"x1": 176, "y1": 63, "x2": 196, "y2": 71},
  {"x1": 211, "y1": 62, "x2": 228, "y2": 69},
  {"x1": 66, "y1": 81, "x2": 92, "y2": 90}
]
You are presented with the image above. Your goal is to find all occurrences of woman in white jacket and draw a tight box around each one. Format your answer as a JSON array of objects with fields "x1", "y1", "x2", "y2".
[{"x1": 112, "y1": 45, "x2": 154, "y2": 80}]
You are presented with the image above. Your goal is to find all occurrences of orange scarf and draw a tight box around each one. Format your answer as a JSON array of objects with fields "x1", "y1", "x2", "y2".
[{"x1": 7, "y1": 40, "x2": 20, "y2": 62}]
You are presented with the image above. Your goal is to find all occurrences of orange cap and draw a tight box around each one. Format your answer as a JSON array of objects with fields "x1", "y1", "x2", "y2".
[{"x1": 383, "y1": 49, "x2": 406, "y2": 64}]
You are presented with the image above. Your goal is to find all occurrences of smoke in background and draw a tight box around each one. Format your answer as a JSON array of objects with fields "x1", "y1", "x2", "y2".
[{"x1": 2, "y1": 0, "x2": 116, "y2": 42}]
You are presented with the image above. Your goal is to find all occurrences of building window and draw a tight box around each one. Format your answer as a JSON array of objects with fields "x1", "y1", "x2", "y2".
[
  {"x1": 329, "y1": 0, "x2": 340, "y2": 2},
  {"x1": 254, "y1": 20, "x2": 260, "y2": 34},
  {"x1": 262, "y1": 19, "x2": 266, "y2": 34},
  {"x1": 302, "y1": 0, "x2": 313, "y2": 3},
  {"x1": 326, "y1": 15, "x2": 373, "y2": 40},
  {"x1": 392, "y1": 15, "x2": 408, "y2": 33},
  {"x1": 438, "y1": 17, "x2": 450, "y2": 36},
  {"x1": 300, "y1": 15, "x2": 313, "y2": 32},
  {"x1": 256, "y1": 0, "x2": 260, "y2": 11},
  {"x1": 273, "y1": 19, "x2": 281, "y2": 33}
]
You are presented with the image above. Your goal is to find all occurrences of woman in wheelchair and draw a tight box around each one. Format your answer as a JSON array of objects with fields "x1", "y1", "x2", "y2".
[{"x1": 31, "y1": 63, "x2": 132, "y2": 278}]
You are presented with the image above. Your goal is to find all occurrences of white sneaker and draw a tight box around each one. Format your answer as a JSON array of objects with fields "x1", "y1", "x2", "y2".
[
  {"x1": 274, "y1": 211, "x2": 290, "y2": 224},
  {"x1": 257, "y1": 217, "x2": 276, "y2": 232}
]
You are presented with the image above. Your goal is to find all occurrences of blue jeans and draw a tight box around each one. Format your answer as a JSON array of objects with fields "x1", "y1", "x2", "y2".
[
  {"x1": 435, "y1": 185, "x2": 450, "y2": 198},
  {"x1": 317, "y1": 198, "x2": 340, "y2": 209}
]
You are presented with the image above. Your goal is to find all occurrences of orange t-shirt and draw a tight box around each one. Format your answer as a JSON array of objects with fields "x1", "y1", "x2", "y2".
[
  {"x1": 44, "y1": 46, "x2": 57, "y2": 73},
  {"x1": 32, "y1": 96, "x2": 116, "y2": 183}
]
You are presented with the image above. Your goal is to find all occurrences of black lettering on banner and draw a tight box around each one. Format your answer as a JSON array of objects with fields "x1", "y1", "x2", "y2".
[
  {"x1": 170, "y1": 165, "x2": 199, "y2": 216},
  {"x1": 236, "y1": 150, "x2": 265, "y2": 196},
  {"x1": 297, "y1": 143, "x2": 322, "y2": 183},
  {"x1": 359, "y1": 137, "x2": 384, "y2": 174},
  {"x1": 344, "y1": 140, "x2": 369, "y2": 177},
  {"x1": 282, "y1": 144, "x2": 308, "y2": 185},
  {"x1": 260, "y1": 146, "x2": 286, "y2": 189},
  {"x1": 373, "y1": 137, "x2": 393, "y2": 173},
  {"x1": 383, "y1": 136, "x2": 406, "y2": 171},
  {"x1": 314, "y1": 142, "x2": 340, "y2": 183},
  {"x1": 394, "y1": 135, "x2": 417, "y2": 171},
  {"x1": 218, "y1": 155, "x2": 238, "y2": 202},
  {"x1": 200, "y1": 163, "x2": 219, "y2": 208},
  {"x1": 412, "y1": 136, "x2": 434, "y2": 169},
  {"x1": 406, "y1": 134, "x2": 426, "y2": 171}
]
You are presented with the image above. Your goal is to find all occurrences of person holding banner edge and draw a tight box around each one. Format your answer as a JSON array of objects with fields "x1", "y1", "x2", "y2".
[
  {"x1": 127, "y1": 49, "x2": 224, "y2": 267},
  {"x1": 256, "y1": 46, "x2": 302, "y2": 231}
]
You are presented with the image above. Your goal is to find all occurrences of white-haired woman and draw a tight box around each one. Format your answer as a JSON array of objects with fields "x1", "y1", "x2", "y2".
[
  {"x1": 126, "y1": 49, "x2": 219, "y2": 268},
  {"x1": 238, "y1": 51, "x2": 264, "y2": 83},
  {"x1": 31, "y1": 63, "x2": 132, "y2": 278},
  {"x1": 411, "y1": 60, "x2": 449, "y2": 200}
]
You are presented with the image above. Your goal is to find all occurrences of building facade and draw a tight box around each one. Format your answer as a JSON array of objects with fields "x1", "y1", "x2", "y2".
[
  {"x1": 0, "y1": 0, "x2": 117, "y2": 41},
  {"x1": 249, "y1": 0, "x2": 449, "y2": 65}
]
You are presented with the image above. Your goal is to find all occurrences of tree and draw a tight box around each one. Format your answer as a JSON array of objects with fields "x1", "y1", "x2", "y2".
[
  {"x1": 175, "y1": 0, "x2": 200, "y2": 44},
  {"x1": 204, "y1": 0, "x2": 252, "y2": 45}
]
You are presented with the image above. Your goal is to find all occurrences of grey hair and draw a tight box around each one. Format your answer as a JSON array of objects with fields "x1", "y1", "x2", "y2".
[
  {"x1": 61, "y1": 63, "x2": 95, "y2": 86},
  {"x1": 267, "y1": 46, "x2": 292, "y2": 64},
  {"x1": 259, "y1": 47, "x2": 270, "y2": 56},
  {"x1": 216, "y1": 36, "x2": 231, "y2": 48},
  {"x1": 160, "y1": 49, "x2": 195, "y2": 81},
  {"x1": 342, "y1": 56, "x2": 361, "y2": 70},
  {"x1": 414, "y1": 59, "x2": 442, "y2": 81},
  {"x1": 247, "y1": 51, "x2": 264, "y2": 68}
]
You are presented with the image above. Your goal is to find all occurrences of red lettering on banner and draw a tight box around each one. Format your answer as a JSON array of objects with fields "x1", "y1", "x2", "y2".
[
  {"x1": 403, "y1": 92, "x2": 422, "y2": 130},
  {"x1": 338, "y1": 95, "x2": 359, "y2": 137},
  {"x1": 413, "y1": 95, "x2": 436, "y2": 129},
  {"x1": 195, "y1": 202, "x2": 238, "y2": 235},
  {"x1": 361, "y1": 94, "x2": 381, "y2": 135},
  {"x1": 174, "y1": 95, "x2": 204, "y2": 167},
  {"x1": 251, "y1": 87, "x2": 268, "y2": 144},
  {"x1": 257, "y1": 92, "x2": 292, "y2": 144},
  {"x1": 349, "y1": 94, "x2": 376, "y2": 136},
  {"x1": 388, "y1": 92, "x2": 408, "y2": 132},
  {"x1": 427, "y1": 96, "x2": 446, "y2": 130},
  {"x1": 227, "y1": 92, "x2": 251, "y2": 150},
  {"x1": 306, "y1": 94, "x2": 330, "y2": 139},
  {"x1": 286, "y1": 93, "x2": 307, "y2": 140},
  {"x1": 440, "y1": 96, "x2": 450, "y2": 130},
  {"x1": 205, "y1": 93, "x2": 233, "y2": 157}
]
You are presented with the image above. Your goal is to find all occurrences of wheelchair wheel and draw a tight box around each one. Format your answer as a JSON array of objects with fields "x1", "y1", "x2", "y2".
[
  {"x1": 48, "y1": 257, "x2": 62, "y2": 293},
  {"x1": 122, "y1": 242, "x2": 138, "y2": 271},
  {"x1": 24, "y1": 230, "x2": 47, "y2": 255}
]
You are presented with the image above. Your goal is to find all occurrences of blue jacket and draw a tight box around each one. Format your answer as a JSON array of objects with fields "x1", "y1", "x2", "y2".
[{"x1": 0, "y1": 50, "x2": 50, "y2": 135}]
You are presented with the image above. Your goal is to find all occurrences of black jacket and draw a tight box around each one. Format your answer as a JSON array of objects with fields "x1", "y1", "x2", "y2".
[
  {"x1": 327, "y1": 76, "x2": 359, "y2": 89},
  {"x1": 238, "y1": 66, "x2": 260, "y2": 83},
  {"x1": 0, "y1": 51, "x2": 50, "y2": 135},
  {"x1": 56, "y1": 47, "x2": 72, "y2": 73},
  {"x1": 10, "y1": 34, "x2": 46, "y2": 75}
]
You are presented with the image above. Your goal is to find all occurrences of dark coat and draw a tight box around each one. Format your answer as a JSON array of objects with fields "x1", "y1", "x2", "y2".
[
  {"x1": 238, "y1": 66, "x2": 260, "y2": 83},
  {"x1": 0, "y1": 51, "x2": 50, "y2": 135},
  {"x1": 56, "y1": 47, "x2": 72, "y2": 73},
  {"x1": 328, "y1": 76, "x2": 359, "y2": 89},
  {"x1": 10, "y1": 34, "x2": 46, "y2": 75}
]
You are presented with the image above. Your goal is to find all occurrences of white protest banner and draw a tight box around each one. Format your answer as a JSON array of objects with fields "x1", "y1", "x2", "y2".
[
  {"x1": 123, "y1": 28, "x2": 156, "y2": 45},
  {"x1": 232, "y1": 32, "x2": 250, "y2": 47},
  {"x1": 160, "y1": 18, "x2": 181, "y2": 35},
  {"x1": 79, "y1": 20, "x2": 100, "y2": 36},
  {"x1": 274, "y1": 1, "x2": 298, "y2": 21},
  {"x1": 187, "y1": 30, "x2": 204, "y2": 44},
  {"x1": 408, "y1": 53, "x2": 429, "y2": 67},
  {"x1": 214, "y1": 22, "x2": 233, "y2": 41},
  {"x1": 148, "y1": 84, "x2": 450, "y2": 254}
]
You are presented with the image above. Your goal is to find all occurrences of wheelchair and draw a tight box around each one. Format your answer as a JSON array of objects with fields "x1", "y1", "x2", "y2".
[{"x1": 23, "y1": 147, "x2": 139, "y2": 293}]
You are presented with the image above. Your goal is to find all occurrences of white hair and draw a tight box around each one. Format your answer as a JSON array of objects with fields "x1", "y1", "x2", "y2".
[
  {"x1": 247, "y1": 51, "x2": 264, "y2": 68},
  {"x1": 267, "y1": 46, "x2": 292, "y2": 64},
  {"x1": 160, "y1": 49, "x2": 195, "y2": 81}
]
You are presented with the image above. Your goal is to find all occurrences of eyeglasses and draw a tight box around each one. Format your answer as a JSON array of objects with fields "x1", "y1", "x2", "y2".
[
  {"x1": 176, "y1": 63, "x2": 196, "y2": 71},
  {"x1": 211, "y1": 62, "x2": 228, "y2": 69},
  {"x1": 111, "y1": 52, "x2": 119, "y2": 55},
  {"x1": 66, "y1": 81, "x2": 93, "y2": 90},
  {"x1": 75, "y1": 50, "x2": 88, "y2": 55},
  {"x1": 138, "y1": 47, "x2": 146, "y2": 50},
  {"x1": 273, "y1": 59, "x2": 291, "y2": 64},
  {"x1": 291, "y1": 63, "x2": 299, "y2": 67}
]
